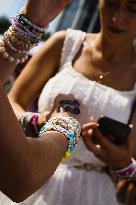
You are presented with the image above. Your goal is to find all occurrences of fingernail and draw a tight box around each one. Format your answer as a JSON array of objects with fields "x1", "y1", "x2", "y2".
[
  {"x1": 129, "y1": 124, "x2": 133, "y2": 129},
  {"x1": 90, "y1": 116, "x2": 94, "y2": 121}
]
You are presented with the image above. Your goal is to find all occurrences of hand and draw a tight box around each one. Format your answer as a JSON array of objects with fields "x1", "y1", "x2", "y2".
[
  {"x1": 24, "y1": 0, "x2": 71, "y2": 27},
  {"x1": 81, "y1": 119, "x2": 132, "y2": 170},
  {"x1": 37, "y1": 112, "x2": 47, "y2": 128},
  {"x1": 116, "y1": 180, "x2": 136, "y2": 205},
  {"x1": 47, "y1": 93, "x2": 88, "y2": 126}
]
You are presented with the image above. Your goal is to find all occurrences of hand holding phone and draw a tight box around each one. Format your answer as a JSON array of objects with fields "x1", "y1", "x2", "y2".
[{"x1": 98, "y1": 116, "x2": 132, "y2": 145}]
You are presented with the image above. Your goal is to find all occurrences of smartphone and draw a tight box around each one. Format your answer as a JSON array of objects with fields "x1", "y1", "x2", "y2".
[{"x1": 98, "y1": 116, "x2": 131, "y2": 145}]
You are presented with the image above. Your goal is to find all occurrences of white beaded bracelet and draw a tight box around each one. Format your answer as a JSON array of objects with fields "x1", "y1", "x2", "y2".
[
  {"x1": 0, "y1": 40, "x2": 28, "y2": 64},
  {"x1": 111, "y1": 158, "x2": 136, "y2": 180}
]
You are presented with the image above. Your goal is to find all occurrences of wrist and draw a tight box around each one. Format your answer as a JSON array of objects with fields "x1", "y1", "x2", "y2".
[
  {"x1": 112, "y1": 158, "x2": 132, "y2": 171},
  {"x1": 22, "y1": 7, "x2": 49, "y2": 28},
  {"x1": 111, "y1": 158, "x2": 136, "y2": 181}
]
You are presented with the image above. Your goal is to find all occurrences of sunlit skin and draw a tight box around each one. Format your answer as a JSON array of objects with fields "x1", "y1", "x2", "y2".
[
  {"x1": 82, "y1": 1, "x2": 136, "y2": 204},
  {"x1": 99, "y1": 0, "x2": 136, "y2": 55},
  {"x1": 80, "y1": 0, "x2": 136, "y2": 90},
  {"x1": 9, "y1": 0, "x2": 136, "y2": 170},
  {"x1": 8, "y1": 1, "x2": 136, "y2": 204}
]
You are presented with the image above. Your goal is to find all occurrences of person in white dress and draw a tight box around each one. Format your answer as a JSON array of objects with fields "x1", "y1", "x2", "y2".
[
  {"x1": 0, "y1": 0, "x2": 81, "y2": 203},
  {"x1": 5, "y1": 0, "x2": 136, "y2": 204}
]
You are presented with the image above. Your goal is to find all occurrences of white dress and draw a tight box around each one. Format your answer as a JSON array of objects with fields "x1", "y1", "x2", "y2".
[{"x1": 0, "y1": 29, "x2": 135, "y2": 205}]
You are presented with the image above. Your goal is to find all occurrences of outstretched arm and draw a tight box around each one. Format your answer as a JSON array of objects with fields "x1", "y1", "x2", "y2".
[
  {"x1": 0, "y1": 0, "x2": 72, "y2": 202},
  {"x1": 0, "y1": 82, "x2": 68, "y2": 202},
  {"x1": 0, "y1": 0, "x2": 69, "y2": 83}
]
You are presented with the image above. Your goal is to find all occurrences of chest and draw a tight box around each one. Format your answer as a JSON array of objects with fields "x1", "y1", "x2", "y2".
[{"x1": 72, "y1": 42, "x2": 136, "y2": 91}]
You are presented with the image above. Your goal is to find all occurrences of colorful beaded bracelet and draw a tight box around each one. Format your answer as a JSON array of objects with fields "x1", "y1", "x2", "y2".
[
  {"x1": 0, "y1": 6, "x2": 47, "y2": 64},
  {"x1": 39, "y1": 116, "x2": 81, "y2": 160},
  {"x1": 20, "y1": 112, "x2": 40, "y2": 137},
  {"x1": 111, "y1": 158, "x2": 136, "y2": 181}
]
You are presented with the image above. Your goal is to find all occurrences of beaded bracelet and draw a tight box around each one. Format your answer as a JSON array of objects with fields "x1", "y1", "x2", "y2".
[
  {"x1": 39, "y1": 116, "x2": 81, "y2": 160},
  {"x1": 111, "y1": 158, "x2": 136, "y2": 181},
  {"x1": 0, "y1": 7, "x2": 47, "y2": 64},
  {"x1": 20, "y1": 112, "x2": 40, "y2": 137},
  {"x1": 0, "y1": 40, "x2": 27, "y2": 64},
  {"x1": 17, "y1": 7, "x2": 46, "y2": 33},
  {"x1": 16, "y1": 14, "x2": 45, "y2": 35}
]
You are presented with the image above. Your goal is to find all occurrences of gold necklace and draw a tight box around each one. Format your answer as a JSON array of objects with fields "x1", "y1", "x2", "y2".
[{"x1": 85, "y1": 37, "x2": 113, "y2": 82}]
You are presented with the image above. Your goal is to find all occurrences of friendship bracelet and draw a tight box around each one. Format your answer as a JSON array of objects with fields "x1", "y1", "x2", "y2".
[
  {"x1": 20, "y1": 112, "x2": 40, "y2": 137},
  {"x1": 39, "y1": 123, "x2": 76, "y2": 153},
  {"x1": 0, "y1": 6, "x2": 47, "y2": 64},
  {"x1": 30, "y1": 114, "x2": 39, "y2": 138},
  {"x1": 17, "y1": 14, "x2": 45, "y2": 35},
  {"x1": 39, "y1": 116, "x2": 81, "y2": 159},
  {"x1": 111, "y1": 158, "x2": 136, "y2": 181}
]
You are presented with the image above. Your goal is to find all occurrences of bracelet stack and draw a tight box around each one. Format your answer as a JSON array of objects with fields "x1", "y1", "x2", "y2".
[
  {"x1": 39, "y1": 116, "x2": 81, "y2": 160},
  {"x1": 20, "y1": 112, "x2": 40, "y2": 138},
  {"x1": 111, "y1": 158, "x2": 136, "y2": 181},
  {"x1": 0, "y1": 7, "x2": 46, "y2": 64}
]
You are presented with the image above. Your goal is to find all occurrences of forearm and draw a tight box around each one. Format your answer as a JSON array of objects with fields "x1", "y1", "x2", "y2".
[
  {"x1": 5, "y1": 133, "x2": 67, "y2": 202},
  {"x1": 8, "y1": 98, "x2": 25, "y2": 119},
  {"x1": 0, "y1": 54, "x2": 17, "y2": 84},
  {"x1": 21, "y1": 132, "x2": 67, "y2": 200},
  {"x1": 0, "y1": 82, "x2": 68, "y2": 202}
]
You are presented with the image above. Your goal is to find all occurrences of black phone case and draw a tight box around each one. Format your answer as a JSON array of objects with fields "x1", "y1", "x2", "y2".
[{"x1": 98, "y1": 116, "x2": 131, "y2": 145}]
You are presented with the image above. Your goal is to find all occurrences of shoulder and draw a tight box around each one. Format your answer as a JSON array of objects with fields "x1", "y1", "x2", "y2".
[
  {"x1": 47, "y1": 30, "x2": 66, "y2": 47},
  {"x1": 85, "y1": 32, "x2": 99, "y2": 41},
  {"x1": 40, "y1": 31, "x2": 67, "y2": 58}
]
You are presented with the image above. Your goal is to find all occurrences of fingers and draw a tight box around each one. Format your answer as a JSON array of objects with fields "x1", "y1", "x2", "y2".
[
  {"x1": 93, "y1": 127, "x2": 116, "y2": 150},
  {"x1": 126, "y1": 183, "x2": 136, "y2": 205},
  {"x1": 116, "y1": 180, "x2": 128, "y2": 196},
  {"x1": 82, "y1": 122, "x2": 99, "y2": 130},
  {"x1": 82, "y1": 133, "x2": 99, "y2": 154},
  {"x1": 81, "y1": 122, "x2": 99, "y2": 139},
  {"x1": 49, "y1": 94, "x2": 88, "y2": 125},
  {"x1": 82, "y1": 129, "x2": 105, "y2": 159},
  {"x1": 82, "y1": 120, "x2": 115, "y2": 149},
  {"x1": 116, "y1": 180, "x2": 136, "y2": 205}
]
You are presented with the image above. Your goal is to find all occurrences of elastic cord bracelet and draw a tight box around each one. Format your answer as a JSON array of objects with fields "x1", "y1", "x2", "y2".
[
  {"x1": 39, "y1": 116, "x2": 81, "y2": 160},
  {"x1": 0, "y1": 7, "x2": 47, "y2": 64},
  {"x1": 111, "y1": 158, "x2": 136, "y2": 181},
  {"x1": 30, "y1": 114, "x2": 39, "y2": 138},
  {"x1": 20, "y1": 112, "x2": 40, "y2": 138},
  {"x1": 0, "y1": 40, "x2": 27, "y2": 64}
]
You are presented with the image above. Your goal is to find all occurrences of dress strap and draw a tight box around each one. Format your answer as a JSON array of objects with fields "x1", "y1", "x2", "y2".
[{"x1": 60, "y1": 28, "x2": 86, "y2": 66}]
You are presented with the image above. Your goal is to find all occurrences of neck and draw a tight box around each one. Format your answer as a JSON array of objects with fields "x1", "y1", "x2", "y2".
[{"x1": 95, "y1": 32, "x2": 135, "y2": 67}]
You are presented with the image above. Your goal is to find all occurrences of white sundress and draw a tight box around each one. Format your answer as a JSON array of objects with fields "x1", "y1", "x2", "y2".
[{"x1": 0, "y1": 29, "x2": 136, "y2": 205}]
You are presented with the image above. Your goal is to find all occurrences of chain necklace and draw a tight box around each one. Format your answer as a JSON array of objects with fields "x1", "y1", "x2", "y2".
[
  {"x1": 85, "y1": 38, "x2": 113, "y2": 83},
  {"x1": 86, "y1": 36, "x2": 136, "y2": 84}
]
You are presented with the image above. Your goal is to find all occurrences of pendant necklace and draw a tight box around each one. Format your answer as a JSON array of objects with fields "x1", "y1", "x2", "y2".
[{"x1": 85, "y1": 37, "x2": 114, "y2": 83}]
